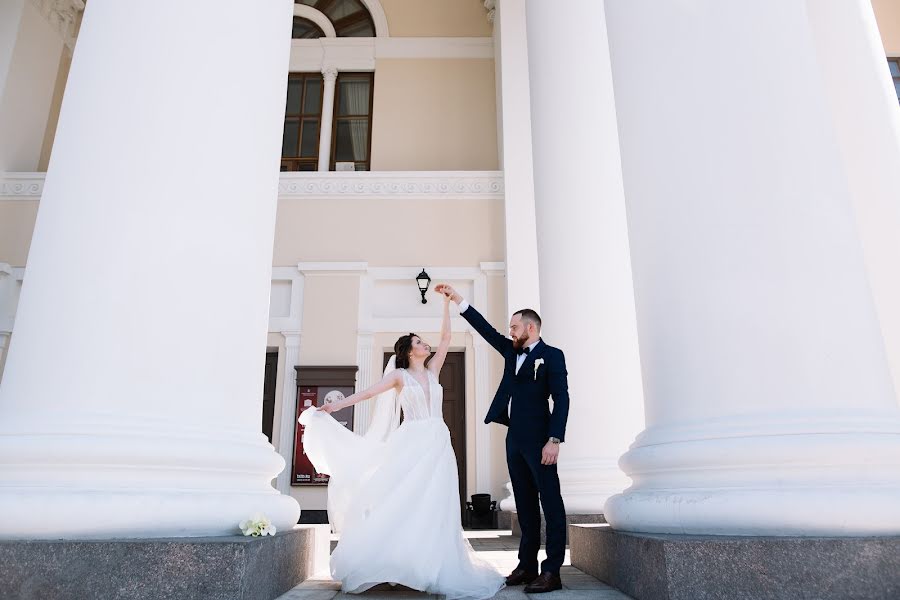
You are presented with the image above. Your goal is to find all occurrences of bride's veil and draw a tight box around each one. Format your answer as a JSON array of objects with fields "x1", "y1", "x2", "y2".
[{"x1": 363, "y1": 355, "x2": 401, "y2": 442}]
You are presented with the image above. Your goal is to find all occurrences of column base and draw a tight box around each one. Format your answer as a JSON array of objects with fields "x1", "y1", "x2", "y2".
[
  {"x1": 0, "y1": 416, "x2": 301, "y2": 538},
  {"x1": 0, "y1": 527, "x2": 315, "y2": 600},
  {"x1": 498, "y1": 457, "x2": 631, "y2": 514},
  {"x1": 0, "y1": 489, "x2": 302, "y2": 539},
  {"x1": 607, "y1": 416, "x2": 900, "y2": 535},
  {"x1": 570, "y1": 524, "x2": 900, "y2": 600}
]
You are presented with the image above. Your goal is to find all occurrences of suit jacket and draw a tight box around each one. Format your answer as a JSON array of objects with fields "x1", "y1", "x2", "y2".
[{"x1": 461, "y1": 304, "x2": 569, "y2": 443}]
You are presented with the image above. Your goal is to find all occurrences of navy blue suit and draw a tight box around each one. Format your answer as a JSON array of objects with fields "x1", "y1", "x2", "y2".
[{"x1": 461, "y1": 303, "x2": 569, "y2": 575}]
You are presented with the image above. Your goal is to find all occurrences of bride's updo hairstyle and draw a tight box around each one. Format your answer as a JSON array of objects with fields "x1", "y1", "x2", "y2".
[{"x1": 394, "y1": 333, "x2": 418, "y2": 369}]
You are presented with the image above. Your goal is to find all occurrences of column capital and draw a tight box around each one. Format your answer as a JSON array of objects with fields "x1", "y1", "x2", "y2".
[
  {"x1": 29, "y1": 0, "x2": 84, "y2": 51},
  {"x1": 321, "y1": 67, "x2": 339, "y2": 82}
]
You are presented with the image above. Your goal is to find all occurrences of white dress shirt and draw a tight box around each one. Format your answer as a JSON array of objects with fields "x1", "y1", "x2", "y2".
[{"x1": 458, "y1": 298, "x2": 537, "y2": 417}]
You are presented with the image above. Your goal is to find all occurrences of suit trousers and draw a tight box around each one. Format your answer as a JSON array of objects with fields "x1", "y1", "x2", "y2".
[{"x1": 506, "y1": 433, "x2": 566, "y2": 575}]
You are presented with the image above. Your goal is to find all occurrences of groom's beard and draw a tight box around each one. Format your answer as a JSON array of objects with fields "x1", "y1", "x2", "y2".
[{"x1": 512, "y1": 337, "x2": 525, "y2": 351}]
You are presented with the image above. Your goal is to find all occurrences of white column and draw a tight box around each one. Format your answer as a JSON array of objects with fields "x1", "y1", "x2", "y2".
[
  {"x1": 805, "y1": 0, "x2": 900, "y2": 401},
  {"x1": 317, "y1": 67, "x2": 338, "y2": 172},
  {"x1": 602, "y1": 0, "x2": 900, "y2": 535},
  {"x1": 353, "y1": 332, "x2": 376, "y2": 435},
  {"x1": 522, "y1": 0, "x2": 645, "y2": 514},
  {"x1": 275, "y1": 331, "x2": 302, "y2": 494},
  {"x1": 492, "y1": 0, "x2": 541, "y2": 314},
  {"x1": 473, "y1": 336, "x2": 494, "y2": 495},
  {"x1": 0, "y1": 0, "x2": 300, "y2": 539}
]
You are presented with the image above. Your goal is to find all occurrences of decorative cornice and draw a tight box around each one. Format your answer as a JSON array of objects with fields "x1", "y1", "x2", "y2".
[
  {"x1": 1, "y1": 172, "x2": 505, "y2": 202},
  {"x1": 29, "y1": 0, "x2": 84, "y2": 51},
  {"x1": 484, "y1": 0, "x2": 496, "y2": 24},
  {"x1": 0, "y1": 173, "x2": 44, "y2": 199},
  {"x1": 278, "y1": 172, "x2": 504, "y2": 200}
]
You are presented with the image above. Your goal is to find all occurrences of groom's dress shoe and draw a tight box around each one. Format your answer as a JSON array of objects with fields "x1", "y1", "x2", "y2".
[
  {"x1": 523, "y1": 572, "x2": 563, "y2": 594},
  {"x1": 505, "y1": 568, "x2": 538, "y2": 586}
]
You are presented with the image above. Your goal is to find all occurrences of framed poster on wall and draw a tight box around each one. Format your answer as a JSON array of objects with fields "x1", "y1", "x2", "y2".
[{"x1": 292, "y1": 366, "x2": 358, "y2": 486}]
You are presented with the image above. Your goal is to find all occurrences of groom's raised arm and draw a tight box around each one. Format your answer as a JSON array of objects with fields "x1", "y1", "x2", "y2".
[
  {"x1": 458, "y1": 300, "x2": 512, "y2": 355},
  {"x1": 435, "y1": 283, "x2": 511, "y2": 355}
]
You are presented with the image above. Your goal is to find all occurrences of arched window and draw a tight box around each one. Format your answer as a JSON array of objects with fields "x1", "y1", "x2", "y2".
[
  {"x1": 292, "y1": 17, "x2": 326, "y2": 39},
  {"x1": 295, "y1": 0, "x2": 376, "y2": 37}
]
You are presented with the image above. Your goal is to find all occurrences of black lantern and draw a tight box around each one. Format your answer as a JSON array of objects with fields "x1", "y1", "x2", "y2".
[{"x1": 416, "y1": 268, "x2": 431, "y2": 304}]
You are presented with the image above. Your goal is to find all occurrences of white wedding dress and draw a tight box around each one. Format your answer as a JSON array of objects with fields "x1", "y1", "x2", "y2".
[{"x1": 298, "y1": 365, "x2": 505, "y2": 600}]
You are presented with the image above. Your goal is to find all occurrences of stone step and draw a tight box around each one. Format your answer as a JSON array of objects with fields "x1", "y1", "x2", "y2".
[{"x1": 569, "y1": 523, "x2": 900, "y2": 600}]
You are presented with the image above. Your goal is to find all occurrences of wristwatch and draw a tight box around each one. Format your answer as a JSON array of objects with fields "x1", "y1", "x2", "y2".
[{"x1": 548, "y1": 437, "x2": 561, "y2": 444}]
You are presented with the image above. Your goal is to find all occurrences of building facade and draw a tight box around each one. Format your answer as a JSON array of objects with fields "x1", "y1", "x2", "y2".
[{"x1": 1, "y1": 0, "x2": 899, "y2": 538}]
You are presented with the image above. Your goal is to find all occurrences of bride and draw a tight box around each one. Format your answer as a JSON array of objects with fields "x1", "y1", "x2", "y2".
[{"x1": 298, "y1": 289, "x2": 505, "y2": 600}]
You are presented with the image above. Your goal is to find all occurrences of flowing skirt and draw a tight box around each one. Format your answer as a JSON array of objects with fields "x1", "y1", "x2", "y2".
[{"x1": 299, "y1": 408, "x2": 505, "y2": 600}]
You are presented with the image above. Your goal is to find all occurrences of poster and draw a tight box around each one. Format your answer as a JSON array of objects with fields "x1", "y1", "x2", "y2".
[{"x1": 292, "y1": 384, "x2": 355, "y2": 485}]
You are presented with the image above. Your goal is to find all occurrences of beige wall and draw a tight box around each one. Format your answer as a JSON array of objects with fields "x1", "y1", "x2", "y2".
[
  {"x1": 38, "y1": 50, "x2": 71, "y2": 171},
  {"x1": 370, "y1": 59, "x2": 499, "y2": 171},
  {"x1": 299, "y1": 275, "x2": 361, "y2": 365},
  {"x1": 381, "y1": 0, "x2": 492, "y2": 37},
  {"x1": 0, "y1": 2, "x2": 63, "y2": 172},
  {"x1": 873, "y1": 0, "x2": 900, "y2": 55},
  {"x1": 0, "y1": 201, "x2": 38, "y2": 267},
  {"x1": 273, "y1": 197, "x2": 504, "y2": 266}
]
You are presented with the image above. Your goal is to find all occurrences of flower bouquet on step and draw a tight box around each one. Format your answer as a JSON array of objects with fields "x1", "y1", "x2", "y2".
[{"x1": 239, "y1": 514, "x2": 276, "y2": 537}]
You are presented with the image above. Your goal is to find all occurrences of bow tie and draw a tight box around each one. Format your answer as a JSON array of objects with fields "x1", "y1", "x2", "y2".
[{"x1": 517, "y1": 347, "x2": 531, "y2": 357}]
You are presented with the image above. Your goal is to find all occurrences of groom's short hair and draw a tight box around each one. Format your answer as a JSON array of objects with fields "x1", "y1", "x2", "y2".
[{"x1": 514, "y1": 309, "x2": 542, "y2": 331}]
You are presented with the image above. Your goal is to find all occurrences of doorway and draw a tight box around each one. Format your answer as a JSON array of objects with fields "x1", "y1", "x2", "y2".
[{"x1": 262, "y1": 350, "x2": 278, "y2": 442}]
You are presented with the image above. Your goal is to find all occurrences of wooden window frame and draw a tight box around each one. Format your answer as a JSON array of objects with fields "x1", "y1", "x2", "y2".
[
  {"x1": 281, "y1": 72, "x2": 325, "y2": 172},
  {"x1": 299, "y1": 0, "x2": 376, "y2": 37},
  {"x1": 889, "y1": 58, "x2": 900, "y2": 105},
  {"x1": 329, "y1": 72, "x2": 375, "y2": 171},
  {"x1": 291, "y1": 16, "x2": 326, "y2": 39}
]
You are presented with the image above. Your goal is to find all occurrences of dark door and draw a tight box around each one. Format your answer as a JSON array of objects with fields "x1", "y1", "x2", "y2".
[
  {"x1": 262, "y1": 351, "x2": 278, "y2": 442},
  {"x1": 384, "y1": 352, "x2": 467, "y2": 512}
]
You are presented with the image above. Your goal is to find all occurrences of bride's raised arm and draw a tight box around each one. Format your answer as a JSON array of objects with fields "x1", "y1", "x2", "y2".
[
  {"x1": 320, "y1": 369, "x2": 403, "y2": 414},
  {"x1": 427, "y1": 289, "x2": 452, "y2": 376}
]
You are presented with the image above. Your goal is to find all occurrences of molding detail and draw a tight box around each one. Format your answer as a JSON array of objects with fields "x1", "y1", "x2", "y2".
[
  {"x1": 289, "y1": 37, "x2": 494, "y2": 71},
  {"x1": 2, "y1": 172, "x2": 505, "y2": 203},
  {"x1": 0, "y1": 173, "x2": 44, "y2": 199},
  {"x1": 279, "y1": 172, "x2": 504, "y2": 200},
  {"x1": 29, "y1": 0, "x2": 84, "y2": 50},
  {"x1": 484, "y1": 0, "x2": 496, "y2": 24}
]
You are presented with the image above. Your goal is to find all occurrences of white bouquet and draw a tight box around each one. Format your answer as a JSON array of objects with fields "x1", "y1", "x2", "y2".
[{"x1": 239, "y1": 514, "x2": 276, "y2": 537}]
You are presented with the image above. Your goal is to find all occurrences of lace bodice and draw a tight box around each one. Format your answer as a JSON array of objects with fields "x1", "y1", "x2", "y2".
[{"x1": 399, "y1": 369, "x2": 443, "y2": 421}]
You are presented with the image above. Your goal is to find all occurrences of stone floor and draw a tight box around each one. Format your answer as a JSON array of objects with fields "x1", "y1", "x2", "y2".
[{"x1": 276, "y1": 529, "x2": 633, "y2": 600}]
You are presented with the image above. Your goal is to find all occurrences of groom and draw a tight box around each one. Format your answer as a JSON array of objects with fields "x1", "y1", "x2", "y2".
[{"x1": 435, "y1": 284, "x2": 568, "y2": 594}]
